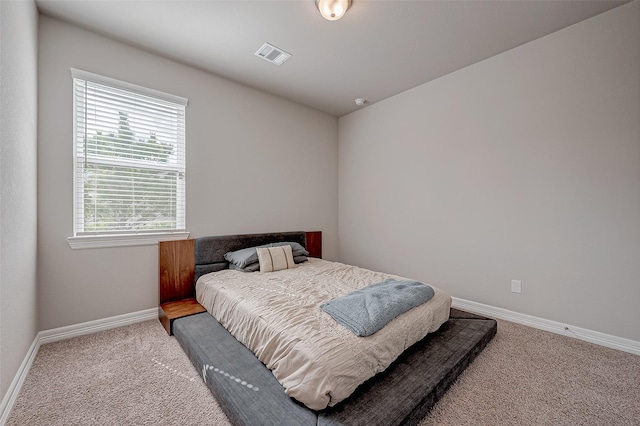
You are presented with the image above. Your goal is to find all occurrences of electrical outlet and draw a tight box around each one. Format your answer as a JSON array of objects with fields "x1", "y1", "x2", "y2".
[{"x1": 511, "y1": 280, "x2": 522, "y2": 294}]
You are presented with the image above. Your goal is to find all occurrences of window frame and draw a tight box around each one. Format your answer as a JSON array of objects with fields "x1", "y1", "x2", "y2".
[{"x1": 67, "y1": 69, "x2": 189, "y2": 249}]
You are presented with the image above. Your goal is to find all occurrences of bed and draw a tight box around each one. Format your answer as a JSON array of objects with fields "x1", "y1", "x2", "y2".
[{"x1": 165, "y1": 231, "x2": 496, "y2": 425}]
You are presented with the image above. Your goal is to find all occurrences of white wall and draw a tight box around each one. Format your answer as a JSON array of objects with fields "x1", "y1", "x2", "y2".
[
  {"x1": 0, "y1": 0, "x2": 39, "y2": 398},
  {"x1": 38, "y1": 16, "x2": 338, "y2": 330},
  {"x1": 338, "y1": 2, "x2": 640, "y2": 341}
]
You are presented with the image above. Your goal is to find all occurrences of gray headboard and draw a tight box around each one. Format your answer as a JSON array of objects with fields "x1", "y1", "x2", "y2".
[{"x1": 193, "y1": 231, "x2": 307, "y2": 285}]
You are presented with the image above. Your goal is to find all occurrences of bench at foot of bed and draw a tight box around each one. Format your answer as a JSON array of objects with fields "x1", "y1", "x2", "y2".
[{"x1": 173, "y1": 308, "x2": 496, "y2": 426}]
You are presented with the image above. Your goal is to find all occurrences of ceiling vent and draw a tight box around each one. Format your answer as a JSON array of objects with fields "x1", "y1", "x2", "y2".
[{"x1": 255, "y1": 43, "x2": 292, "y2": 66}]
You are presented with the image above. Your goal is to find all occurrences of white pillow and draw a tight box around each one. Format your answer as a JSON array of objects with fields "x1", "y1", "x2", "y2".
[{"x1": 256, "y1": 245, "x2": 296, "y2": 272}]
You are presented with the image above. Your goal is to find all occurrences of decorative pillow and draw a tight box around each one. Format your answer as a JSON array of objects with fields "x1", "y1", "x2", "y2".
[
  {"x1": 256, "y1": 245, "x2": 296, "y2": 272},
  {"x1": 225, "y1": 242, "x2": 309, "y2": 269},
  {"x1": 271, "y1": 241, "x2": 309, "y2": 257},
  {"x1": 293, "y1": 255, "x2": 308, "y2": 264}
]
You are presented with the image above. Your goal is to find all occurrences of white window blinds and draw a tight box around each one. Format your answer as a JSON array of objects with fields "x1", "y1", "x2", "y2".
[{"x1": 72, "y1": 69, "x2": 187, "y2": 236}]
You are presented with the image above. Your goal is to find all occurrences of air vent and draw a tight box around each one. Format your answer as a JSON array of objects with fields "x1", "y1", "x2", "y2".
[{"x1": 255, "y1": 43, "x2": 292, "y2": 66}]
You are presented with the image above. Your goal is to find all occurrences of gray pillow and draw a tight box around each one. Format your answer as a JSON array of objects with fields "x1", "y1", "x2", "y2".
[
  {"x1": 229, "y1": 262, "x2": 261, "y2": 272},
  {"x1": 229, "y1": 256, "x2": 307, "y2": 273},
  {"x1": 224, "y1": 246, "x2": 260, "y2": 269},
  {"x1": 225, "y1": 242, "x2": 309, "y2": 269}
]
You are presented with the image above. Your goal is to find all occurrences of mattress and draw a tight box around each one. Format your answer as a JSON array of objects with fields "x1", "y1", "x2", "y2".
[{"x1": 195, "y1": 258, "x2": 451, "y2": 410}]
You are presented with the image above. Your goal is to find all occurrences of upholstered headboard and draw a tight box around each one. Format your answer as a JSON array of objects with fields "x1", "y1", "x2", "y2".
[{"x1": 193, "y1": 231, "x2": 308, "y2": 285}]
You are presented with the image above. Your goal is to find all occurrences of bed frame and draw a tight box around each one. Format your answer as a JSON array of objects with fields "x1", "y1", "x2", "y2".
[{"x1": 159, "y1": 231, "x2": 497, "y2": 425}]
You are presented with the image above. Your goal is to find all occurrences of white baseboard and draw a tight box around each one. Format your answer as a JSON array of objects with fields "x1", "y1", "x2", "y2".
[
  {"x1": 38, "y1": 307, "x2": 157, "y2": 345},
  {"x1": 0, "y1": 335, "x2": 40, "y2": 426},
  {"x1": 0, "y1": 307, "x2": 158, "y2": 425},
  {"x1": 452, "y1": 297, "x2": 640, "y2": 356}
]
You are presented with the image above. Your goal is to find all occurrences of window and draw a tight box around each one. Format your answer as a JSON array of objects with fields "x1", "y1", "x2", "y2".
[{"x1": 68, "y1": 69, "x2": 188, "y2": 249}]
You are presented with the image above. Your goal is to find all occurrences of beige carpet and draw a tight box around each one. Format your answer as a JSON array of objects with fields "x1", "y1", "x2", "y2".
[{"x1": 7, "y1": 317, "x2": 640, "y2": 426}]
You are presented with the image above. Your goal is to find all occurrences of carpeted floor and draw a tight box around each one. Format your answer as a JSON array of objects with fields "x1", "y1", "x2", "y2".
[{"x1": 7, "y1": 317, "x2": 640, "y2": 426}]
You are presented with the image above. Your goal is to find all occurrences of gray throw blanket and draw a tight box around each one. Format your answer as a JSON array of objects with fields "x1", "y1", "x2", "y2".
[{"x1": 320, "y1": 279, "x2": 435, "y2": 337}]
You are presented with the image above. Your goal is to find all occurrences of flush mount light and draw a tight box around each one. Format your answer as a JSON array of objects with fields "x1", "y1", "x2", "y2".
[{"x1": 316, "y1": 0, "x2": 351, "y2": 21}]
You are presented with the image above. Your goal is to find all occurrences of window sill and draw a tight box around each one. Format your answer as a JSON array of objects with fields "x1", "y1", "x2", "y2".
[{"x1": 67, "y1": 231, "x2": 190, "y2": 249}]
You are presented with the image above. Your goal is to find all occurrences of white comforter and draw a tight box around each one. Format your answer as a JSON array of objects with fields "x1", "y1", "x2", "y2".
[{"x1": 195, "y1": 258, "x2": 451, "y2": 410}]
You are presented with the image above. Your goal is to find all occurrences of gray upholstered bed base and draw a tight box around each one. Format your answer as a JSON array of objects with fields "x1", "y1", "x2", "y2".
[
  {"x1": 179, "y1": 232, "x2": 497, "y2": 424},
  {"x1": 174, "y1": 309, "x2": 496, "y2": 425}
]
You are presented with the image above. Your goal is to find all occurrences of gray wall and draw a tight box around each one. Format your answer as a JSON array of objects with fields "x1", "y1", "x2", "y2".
[
  {"x1": 0, "y1": 0, "x2": 39, "y2": 397},
  {"x1": 38, "y1": 16, "x2": 338, "y2": 330},
  {"x1": 338, "y1": 2, "x2": 640, "y2": 341}
]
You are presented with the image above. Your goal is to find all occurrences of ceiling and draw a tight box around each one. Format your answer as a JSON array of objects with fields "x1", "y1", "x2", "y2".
[{"x1": 36, "y1": 0, "x2": 627, "y2": 117}]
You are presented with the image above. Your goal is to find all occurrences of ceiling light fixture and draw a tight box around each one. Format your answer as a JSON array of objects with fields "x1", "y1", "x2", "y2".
[{"x1": 316, "y1": 0, "x2": 351, "y2": 21}]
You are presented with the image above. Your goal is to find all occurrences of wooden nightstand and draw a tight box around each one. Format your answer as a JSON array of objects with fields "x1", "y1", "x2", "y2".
[
  {"x1": 158, "y1": 239, "x2": 205, "y2": 335},
  {"x1": 159, "y1": 298, "x2": 206, "y2": 335},
  {"x1": 305, "y1": 231, "x2": 322, "y2": 259}
]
